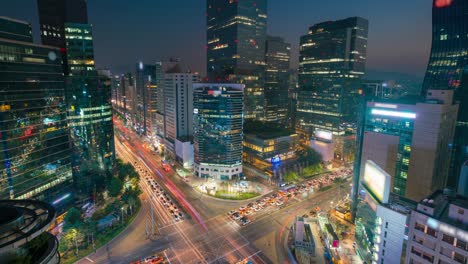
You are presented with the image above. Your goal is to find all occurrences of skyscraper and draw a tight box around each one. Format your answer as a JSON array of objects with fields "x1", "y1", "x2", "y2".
[
  {"x1": 421, "y1": 0, "x2": 468, "y2": 188},
  {"x1": 0, "y1": 17, "x2": 73, "y2": 211},
  {"x1": 206, "y1": 0, "x2": 267, "y2": 120},
  {"x1": 163, "y1": 72, "x2": 199, "y2": 158},
  {"x1": 265, "y1": 35, "x2": 291, "y2": 125},
  {"x1": 64, "y1": 23, "x2": 114, "y2": 194},
  {"x1": 193, "y1": 84, "x2": 244, "y2": 180},
  {"x1": 135, "y1": 62, "x2": 156, "y2": 135},
  {"x1": 297, "y1": 17, "x2": 368, "y2": 158},
  {"x1": 154, "y1": 59, "x2": 181, "y2": 149},
  {"x1": 353, "y1": 90, "x2": 458, "y2": 202},
  {"x1": 37, "y1": 0, "x2": 88, "y2": 74}
]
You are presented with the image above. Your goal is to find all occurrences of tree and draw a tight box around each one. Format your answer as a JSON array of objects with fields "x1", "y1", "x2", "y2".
[
  {"x1": 296, "y1": 146, "x2": 323, "y2": 165},
  {"x1": 64, "y1": 207, "x2": 83, "y2": 231},
  {"x1": 108, "y1": 177, "x2": 123, "y2": 197},
  {"x1": 303, "y1": 163, "x2": 323, "y2": 177},
  {"x1": 283, "y1": 172, "x2": 299, "y2": 183}
]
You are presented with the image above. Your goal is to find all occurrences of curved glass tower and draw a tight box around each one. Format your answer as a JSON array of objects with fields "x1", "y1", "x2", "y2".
[{"x1": 422, "y1": 0, "x2": 468, "y2": 187}]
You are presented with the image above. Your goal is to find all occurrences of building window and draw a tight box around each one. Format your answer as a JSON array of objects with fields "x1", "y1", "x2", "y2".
[
  {"x1": 385, "y1": 222, "x2": 389, "y2": 228},
  {"x1": 384, "y1": 231, "x2": 387, "y2": 238},
  {"x1": 383, "y1": 240, "x2": 386, "y2": 247},
  {"x1": 414, "y1": 222, "x2": 425, "y2": 232},
  {"x1": 426, "y1": 227, "x2": 437, "y2": 238},
  {"x1": 456, "y1": 239, "x2": 466, "y2": 251},
  {"x1": 442, "y1": 234, "x2": 455, "y2": 245}
]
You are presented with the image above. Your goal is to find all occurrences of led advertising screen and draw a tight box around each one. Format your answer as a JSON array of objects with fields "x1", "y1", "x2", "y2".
[
  {"x1": 362, "y1": 160, "x2": 391, "y2": 203},
  {"x1": 315, "y1": 130, "x2": 332, "y2": 142}
]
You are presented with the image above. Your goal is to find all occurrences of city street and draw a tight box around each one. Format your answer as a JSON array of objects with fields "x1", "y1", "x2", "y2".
[{"x1": 78, "y1": 119, "x2": 349, "y2": 264}]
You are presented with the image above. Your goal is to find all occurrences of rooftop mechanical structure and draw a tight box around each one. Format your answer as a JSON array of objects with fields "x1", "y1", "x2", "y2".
[{"x1": 0, "y1": 200, "x2": 59, "y2": 264}]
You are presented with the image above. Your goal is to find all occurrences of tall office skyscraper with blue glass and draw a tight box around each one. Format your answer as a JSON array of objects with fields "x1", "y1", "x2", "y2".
[
  {"x1": 206, "y1": 0, "x2": 267, "y2": 120},
  {"x1": 38, "y1": 0, "x2": 115, "y2": 196},
  {"x1": 0, "y1": 17, "x2": 73, "y2": 212},
  {"x1": 421, "y1": 0, "x2": 468, "y2": 188},
  {"x1": 193, "y1": 84, "x2": 244, "y2": 180}
]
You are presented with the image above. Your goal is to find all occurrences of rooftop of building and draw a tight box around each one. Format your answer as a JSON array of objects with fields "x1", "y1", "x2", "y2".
[
  {"x1": 383, "y1": 194, "x2": 417, "y2": 215},
  {"x1": 244, "y1": 120, "x2": 295, "y2": 139},
  {"x1": 0, "y1": 16, "x2": 30, "y2": 25},
  {"x1": 416, "y1": 189, "x2": 468, "y2": 230}
]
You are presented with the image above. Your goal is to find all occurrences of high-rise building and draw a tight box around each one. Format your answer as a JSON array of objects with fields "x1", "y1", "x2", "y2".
[
  {"x1": 206, "y1": 0, "x2": 267, "y2": 120},
  {"x1": 421, "y1": 0, "x2": 468, "y2": 188},
  {"x1": 0, "y1": 17, "x2": 73, "y2": 211},
  {"x1": 265, "y1": 35, "x2": 291, "y2": 125},
  {"x1": 353, "y1": 90, "x2": 458, "y2": 202},
  {"x1": 193, "y1": 83, "x2": 244, "y2": 180},
  {"x1": 154, "y1": 59, "x2": 181, "y2": 148},
  {"x1": 0, "y1": 16, "x2": 32, "y2": 42},
  {"x1": 405, "y1": 189, "x2": 468, "y2": 264},
  {"x1": 37, "y1": 0, "x2": 88, "y2": 74},
  {"x1": 64, "y1": 23, "x2": 114, "y2": 195},
  {"x1": 354, "y1": 160, "x2": 415, "y2": 264},
  {"x1": 297, "y1": 17, "x2": 368, "y2": 157},
  {"x1": 135, "y1": 62, "x2": 156, "y2": 135},
  {"x1": 163, "y1": 72, "x2": 199, "y2": 157}
]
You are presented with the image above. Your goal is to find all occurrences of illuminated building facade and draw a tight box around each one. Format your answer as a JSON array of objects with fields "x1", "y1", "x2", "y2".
[
  {"x1": 154, "y1": 59, "x2": 180, "y2": 149},
  {"x1": 37, "y1": 0, "x2": 88, "y2": 74},
  {"x1": 65, "y1": 23, "x2": 115, "y2": 195},
  {"x1": 243, "y1": 123, "x2": 298, "y2": 171},
  {"x1": 193, "y1": 84, "x2": 244, "y2": 180},
  {"x1": 297, "y1": 17, "x2": 368, "y2": 136},
  {"x1": 354, "y1": 161, "x2": 415, "y2": 264},
  {"x1": 265, "y1": 35, "x2": 291, "y2": 125},
  {"x1": 135, "y1": 62, "x2": 156, "y2": 135},
  {"x1": 421, "y1": 0, "x2": 468, "y2": 188},
  {"x1": 405, "y1": 190, "x2": 468, "y2": 264},
  {"x1": 206, "y1": 0, "x2": 267, "y2": 120},
  {"x1": 0, "y1": 17, "x2": 73, "y2": 211},
  {"x1": 163, "y1": 73, "x2": 199, "y2": 157},
  {"x1": 356, "y1": 90, "x2": 458, "y2": 202}
]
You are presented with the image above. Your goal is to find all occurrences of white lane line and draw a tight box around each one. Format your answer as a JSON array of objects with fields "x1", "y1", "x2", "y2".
[{"x1": 84, "y1": 257, "x2": 94, "y2": 263}]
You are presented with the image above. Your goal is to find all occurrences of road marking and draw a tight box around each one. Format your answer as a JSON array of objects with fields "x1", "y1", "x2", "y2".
[{"x1": 85, "y1": 257, "x2": 94, "y2": 263}]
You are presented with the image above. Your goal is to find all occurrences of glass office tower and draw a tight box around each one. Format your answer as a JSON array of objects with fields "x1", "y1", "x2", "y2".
[
  {"x1": 297, "y1": 17, "x2": 368, "y2": 136},
  {"x1": 193, "y1": 84, "x2": 244, "y2": 180},
  {"x1": 135, "y1": 62, "x2": 156, "y2": 135},
  {"x1": 0, "y1": 17, "x2": 73, "y2": 212},
  {"x1": 37, "y1": 0, "x2": 88, "y2": 75},
  {"x1": 265, "y1": 35, "x2": 291, "y2": 125},
  {"x1": 206, "y1": 0, "x2": 267, "y2": 120},
  {"x1": 65, "y1": 23, "x2": 114, "y2": 195},
  {"x1": 421, "y1": 0, "x2": 468, "y2": 187}
]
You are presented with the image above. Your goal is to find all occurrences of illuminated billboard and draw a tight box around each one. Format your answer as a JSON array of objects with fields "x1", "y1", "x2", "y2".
[
  {"x1": 362, "y1": 160, "x2": 391, "y2": 203},
  {"x1": 371, "y1": 109, "x2": 416, "y2": 119},
  {"x1": 315, "y1": 130, "x2": 332, "y2": 141}
]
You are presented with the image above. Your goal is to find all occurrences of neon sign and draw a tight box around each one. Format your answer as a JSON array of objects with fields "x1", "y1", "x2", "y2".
[{"x1": 435, "y1": 0, "x2": 453, "y2": 8}]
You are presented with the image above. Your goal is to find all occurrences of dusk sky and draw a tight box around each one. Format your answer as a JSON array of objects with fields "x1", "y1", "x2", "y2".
[{"x1": 3, "y1": 0, "x2": 432, "y2": 77}]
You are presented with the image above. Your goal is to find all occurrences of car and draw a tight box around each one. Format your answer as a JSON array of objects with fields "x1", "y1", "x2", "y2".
[
  {"x1": 178, "y1": 212, "x2": 183, "y2": 218},
  {"x1": 314, "y1": 206, "x2": 321, "y2": 212},
  {"x1": 170, "y1": 210, "x2": 175, "y2": 215},
  {"x1": 254, "y1": 207, "x2": 261, "y2": 212},
  {"x1": 244, "y1": 210, "x2": 252, "y2": 216},
  {"x1": 232, "y1": 213, "x2": 241, "y2": 220},
  {"x1": 276, "y1": 201, "x2": 283, "y2": 206},
  {"x1": 247, "y1": 203, "x2": 253, "y2": 208},
  {"x1": 173, "y1": 206, "x2": 178, "y2": 211},
  {"x1": 174, "y1": 215, "x2": 179, "y2": 221},
  {"x1": 239, "y1": 206, "x2": 246, "y2": 211},
  {"x1": 227, "y1": 210, "x2": 236, "y2": 216},
  {"x1": 241, "y1": 219, "x2": 251, "y2": 226}
]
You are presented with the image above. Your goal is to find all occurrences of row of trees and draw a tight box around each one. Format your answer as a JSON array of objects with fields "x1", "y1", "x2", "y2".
[
  {"x1": 282, "y1": 146, "x2": 324, "y2": 183},
  {"x1": 60, "y1": 159, "x2": 141, "y2": 259}
]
